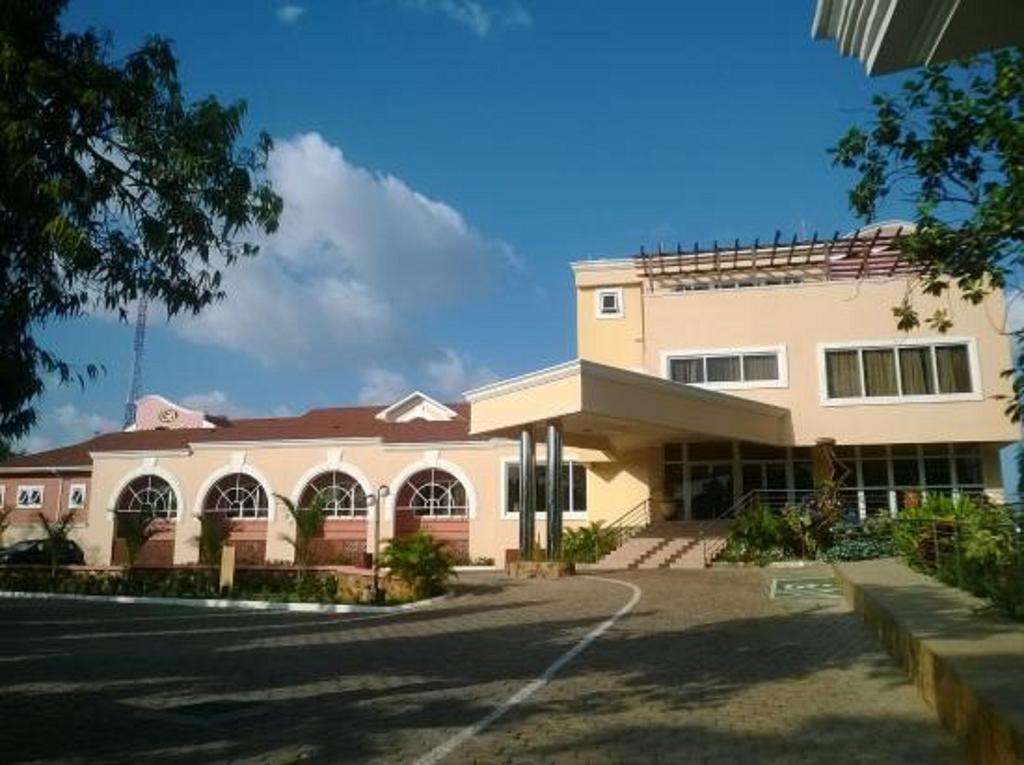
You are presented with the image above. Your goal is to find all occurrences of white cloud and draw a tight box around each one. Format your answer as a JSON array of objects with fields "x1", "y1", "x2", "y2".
[
  {"x1": 180, "y1": 390, "x2": 293, "y2": 419},
  {"x1": 174, "y1": 132, "x2": 513, "y2": 368},
  {"x1": 404, "y1": 0, "x2": 532, "y2": 37},
  {"x1": 17, "y1": 404, "x2": 120, "y2": 453},
  {"x1": 356, "y1": 348, "x2": 496, "y2": 405},
  {"x1": 357, "y1": 366, "x2": 411, "y2": 405},
  {"x1": 276, "y1": 4, "x2": 304, "y2": 23},
  {"x1": 425, "y1": 348, "x2": 498, "y2": 398}
]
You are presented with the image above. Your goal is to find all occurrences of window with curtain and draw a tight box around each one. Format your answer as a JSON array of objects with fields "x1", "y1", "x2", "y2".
[
  {"x1": 898, "y1": 347, "x2": 935, "y2": 395},
  {"x1": 669, "y1": 349, "x2": 783, "y2": 386},
  {"x1": 936, "y1": 345, "x2": 972, "y2": 393},
  {"x1": 825, "y1": 350, "x2": 862, "y2": 398},
  {"x1": 862, "y1": 349, "x2": 898, "y2": 396},
  {"x1": 825, "y1": 342, "x2": 974, "y2": 401}
]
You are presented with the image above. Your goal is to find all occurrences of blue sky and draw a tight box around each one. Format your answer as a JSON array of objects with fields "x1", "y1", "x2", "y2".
[{"x1": 25, "y1": 1, "x2": 1016, "y2": 477}]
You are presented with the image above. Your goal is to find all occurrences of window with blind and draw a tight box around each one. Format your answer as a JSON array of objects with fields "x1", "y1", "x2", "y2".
[
  {"x1": 823, "y1": 341, "x2": 975, "y2": 402},
  {"x1": 667, "y1": 347, "x2": 785, "y2": 388}
]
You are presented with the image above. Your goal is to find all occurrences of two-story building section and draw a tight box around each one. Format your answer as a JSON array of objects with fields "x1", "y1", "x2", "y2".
[{"x1": 1, "y1": 222, "x2": 1017, "y2": 567}]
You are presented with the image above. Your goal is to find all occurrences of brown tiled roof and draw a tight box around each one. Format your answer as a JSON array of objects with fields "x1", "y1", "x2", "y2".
[{"x1": 0, "y1": 403, "x2": 482, "y2": 471}]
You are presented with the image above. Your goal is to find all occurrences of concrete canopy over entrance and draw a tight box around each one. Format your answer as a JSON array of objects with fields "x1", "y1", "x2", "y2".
[{"x1": 464, "y1": 359, "x2": 792, "y2": 455}]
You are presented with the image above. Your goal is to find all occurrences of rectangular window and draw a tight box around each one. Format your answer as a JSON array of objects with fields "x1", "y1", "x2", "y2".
[
  {"x1": 16, "y1": 485, "x2": 43, "y2": 508},
  {"x1": 504, "y1": 462, "x2": 587, "y2": 516},
  {"x1": 668, "y1": 348, "x2": 784, "y2": 388},
  {"x1": 68, "y1": 484, "x2": 87, "y2": 509},
  {"x1": 706, "y1": 355, "x2": 741, "y2": 383},
  {"x1": 595, "y1": 289, "x2": 622, "y2": 318},
  {"x1": 824, "y1": 342, "x2": 975, "y2": 402}
]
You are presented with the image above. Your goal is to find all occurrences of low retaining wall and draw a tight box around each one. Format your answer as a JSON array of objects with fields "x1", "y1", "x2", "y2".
[{"x1": 834, "y1": 558, "x2": 1024, "y2": 765}]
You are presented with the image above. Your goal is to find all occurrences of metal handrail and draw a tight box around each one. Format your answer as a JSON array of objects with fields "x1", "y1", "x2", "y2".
[{"x1": 605, "y1": 497, "x2": 652, "y2": 544}]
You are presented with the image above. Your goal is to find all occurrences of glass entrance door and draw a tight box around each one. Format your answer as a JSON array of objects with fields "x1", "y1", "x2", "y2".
[{"x1": 689, "y1": 463, "x2": 734, "y2": 520}]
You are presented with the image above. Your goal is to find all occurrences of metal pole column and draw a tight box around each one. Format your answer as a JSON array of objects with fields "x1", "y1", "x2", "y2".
[
  {"x1": 546, "y1": 421, "x2": 564, "y2": 560},
  {"x1": 519, "y1": 427, "x2": 536, "y2": 558}
]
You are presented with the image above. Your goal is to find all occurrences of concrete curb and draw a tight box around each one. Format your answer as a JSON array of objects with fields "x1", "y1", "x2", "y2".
[
  {"x1": 834, "y1": 560, "x2": 1024, "y2": 765},
  {"x1": 0, "y1": 589, "x2": 452, "y2": 615}
]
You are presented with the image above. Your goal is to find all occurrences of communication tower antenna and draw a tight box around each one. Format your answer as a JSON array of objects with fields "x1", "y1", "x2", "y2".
[{"x1": 122, "y1": 294, "x2": 148, "y2": 428}]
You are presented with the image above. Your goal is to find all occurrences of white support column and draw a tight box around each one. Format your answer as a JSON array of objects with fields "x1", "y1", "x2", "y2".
[{"x1": 545, "y1": 421, "x2": 564, "y2": 560}]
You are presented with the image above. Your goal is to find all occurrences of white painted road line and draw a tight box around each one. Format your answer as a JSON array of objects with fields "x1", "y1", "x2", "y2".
[{"x1": 413, "y1": 576, "x2": 643, "y2": 765}]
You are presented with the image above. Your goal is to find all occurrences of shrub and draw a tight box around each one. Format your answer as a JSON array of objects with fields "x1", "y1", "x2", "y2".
[
  {"x1": 381, "y1": 532, "x2": 455, "y2": 599},
  {"x1": 561, "y1": 521, "x2": 619, "y2": 563},
  {"x1": 824, "y1": 517, "x2": 897, "y2": 562},
  {"x1": 893, "y1": 494, "x2": 1021, "y2": 619},
  {"x1": 719, "y1": 500, "x2": 795, "y2": 565}
]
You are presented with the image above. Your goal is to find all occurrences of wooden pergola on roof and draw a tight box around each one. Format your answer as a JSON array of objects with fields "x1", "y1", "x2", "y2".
[{"x1": 633, "y1": 223, "x2": 919, "y2": 287}]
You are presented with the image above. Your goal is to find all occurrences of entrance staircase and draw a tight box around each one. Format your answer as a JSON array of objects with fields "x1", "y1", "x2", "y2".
[{"x1": 593, "y1": 500, "x2": 733, "y2": 570}]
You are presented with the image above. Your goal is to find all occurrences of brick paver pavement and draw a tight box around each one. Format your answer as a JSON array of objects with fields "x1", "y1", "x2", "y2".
[{"x1": 0, "y1": 569, "x2": 960, "y2": 764}]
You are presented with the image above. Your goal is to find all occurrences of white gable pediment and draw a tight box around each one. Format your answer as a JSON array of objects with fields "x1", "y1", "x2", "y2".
[{"x1": 375, "y1": 391, "x2": 458, "y2": 423}]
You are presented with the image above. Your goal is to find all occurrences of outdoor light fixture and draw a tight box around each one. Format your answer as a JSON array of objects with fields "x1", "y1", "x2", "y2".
[{"x1": 367, "y1": 485, "x2": 390, "y2": 604}]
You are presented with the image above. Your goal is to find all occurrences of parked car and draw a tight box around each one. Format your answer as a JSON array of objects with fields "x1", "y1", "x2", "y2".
[{"x1": 0, "y1": 539, "x2": 85, "y2": 566}]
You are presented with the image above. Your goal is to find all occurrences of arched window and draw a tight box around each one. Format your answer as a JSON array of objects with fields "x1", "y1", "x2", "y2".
[
  {"x1": 299, "y1": 471, "x2": 368, "y2": 518},
  {"x1": 203, "y1": 473, "x2": 269, "y2": 519},
  {"x1": 115, "y1": 474, "x2": 178, "y2": 519},
  {"x1": 396, "y1": 468, "x2": 468, "y2": 517}
]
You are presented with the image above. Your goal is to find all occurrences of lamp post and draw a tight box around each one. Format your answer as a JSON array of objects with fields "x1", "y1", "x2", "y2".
[{"x1": 368, "y1": 485, "x2": 390, "y2": 604}]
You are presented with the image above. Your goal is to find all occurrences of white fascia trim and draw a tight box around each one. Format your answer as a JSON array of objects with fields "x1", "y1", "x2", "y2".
[
  {"x1": 381, "y1": 439, "x2": 513, "y2": 451},
  {"x1": 91, "y1": 450, "x2": 191, "y2": 460},
  {"x1": 0, "y1": 465, "x2": 92, "y2": 474},
  {"x1": 817, "y1": 336, "x2": 984, "y2": 406},
  {"x1": 375, "y1": 390, "x2": 459, "y2": 422},
  {"x1": 570, "y1": 258, "x2": 637, "y2": 272},
  {"x1": 660, "y1": 345, "x2": 789, "y2": 391},
  {"x1": 463, "y1": 359, "x2": 582, "y2": 402},
  {"x1": 190, "y1": 438, "x2": 381, "y2": 451}
]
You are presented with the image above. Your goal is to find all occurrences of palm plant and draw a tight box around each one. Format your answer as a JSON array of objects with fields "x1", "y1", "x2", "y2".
[
  {"x1": 37, "y1": 510, "x2": 77, "y2": 578},
  {"x1": 561, "y1": 521, "x2": 619, "y2": 563},
  {"x1": 276, "y1": 493, "x2": 328, "y2": 567},
  {"x1": 381, "y1": 532, "x2": 455, "y2": 600},
  {"x1": 194, "y1": 512, "x2": 235, "y2": 565},
  {"x1": 117, "y1": 511, "x2": 161, "y2": 571}
]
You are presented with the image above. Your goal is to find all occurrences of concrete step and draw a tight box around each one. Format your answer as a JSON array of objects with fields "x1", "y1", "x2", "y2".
[
  {"x1": 593, "y1": 536, "x2": 666, "y2": 570},
  {"x1": 636, "y1": 538, "x2": 693, "y2": 569}
]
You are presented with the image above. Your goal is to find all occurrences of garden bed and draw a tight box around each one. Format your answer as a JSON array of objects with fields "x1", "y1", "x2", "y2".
[{"x1": 0, "y1": 564, "x2": 428, "y2": 606}]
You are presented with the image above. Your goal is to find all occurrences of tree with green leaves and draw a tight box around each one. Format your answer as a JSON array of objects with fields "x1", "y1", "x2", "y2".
[
  {"x1": 276, "y1": 493, "x2": 328, "y2": 568},
  {"x1": 831, "y1": 48, "x2": 1024, "y2": 416},
  {"x1": 1, "y1": 1, "x2": 282, "y2": 441},
  {"x1": 37, "y1": 510, "x2": 77, "y2": 577}
]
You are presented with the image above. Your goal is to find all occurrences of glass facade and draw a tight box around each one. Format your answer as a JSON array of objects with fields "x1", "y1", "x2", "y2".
[{"x1": 662, "y1": 441, "x2": 987, "y2": 520}]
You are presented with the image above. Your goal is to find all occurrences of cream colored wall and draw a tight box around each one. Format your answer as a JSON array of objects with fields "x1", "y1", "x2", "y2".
[
  {"x1": 580, "y1": 276, "x2": 1016, "y2": 446},
  {"x1": 576, "y1": 284, "x2": 645, "y2": 369},
  {"x1": 80, "y1": 439, "x2": 641, "y2": 567}
]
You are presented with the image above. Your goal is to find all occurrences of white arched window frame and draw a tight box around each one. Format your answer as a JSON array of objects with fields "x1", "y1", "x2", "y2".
[
  {"x1": 106, "y1": 466, "x2": 185, "y2": 522},
  {"x1": 115, "y1": 474, "x2": 179, "y2": 519},
  {"x1": 388, "y1": 459, "x2": 478, "y2": 520},
  {"x1": 397, "y1": 468, "x2": 469, "y2": 518},
  {"x1": 299, "y1": 470, "x2": 370, "y2": 518},
  {"x1": 199, "y1": 470, "x2": 271, "y2": 520}
]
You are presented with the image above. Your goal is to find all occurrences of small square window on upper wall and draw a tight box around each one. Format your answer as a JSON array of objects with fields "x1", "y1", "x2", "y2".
[
  {"x1": 68, "y1": 484, "x2": 87, "y2": 509},
  {"x1": 595, "y1": 288, "x2": 623, "y2": 319},
  {"x1": 16, "y1": 485, "x2": 43, "y2": 508}
]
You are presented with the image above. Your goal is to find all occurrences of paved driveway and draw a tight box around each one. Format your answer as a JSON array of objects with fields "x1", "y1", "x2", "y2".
[{"x1": 0, "y1": 569, "x2": 960, "y2": 764}]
